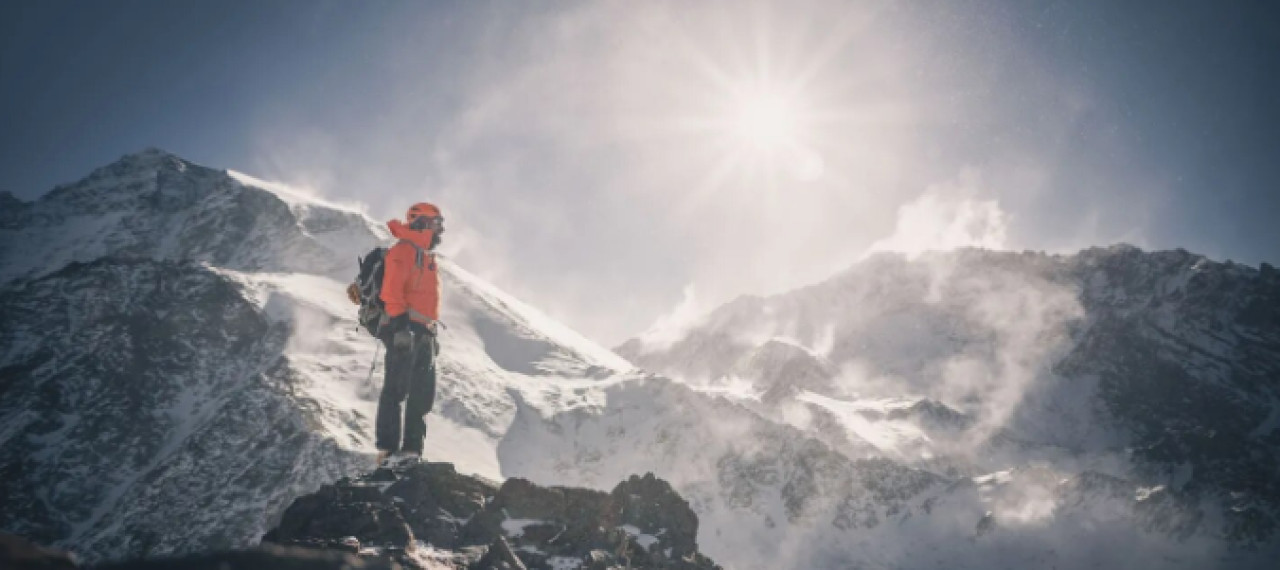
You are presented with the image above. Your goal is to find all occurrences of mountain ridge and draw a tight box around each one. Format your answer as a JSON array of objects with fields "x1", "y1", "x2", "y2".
[
  {"x1": 4, "y1": 149, "x2": 1279, "y2": 568},
  {"x1": 615, "y1": 240, "x2": 1280, "y2": 562},
  {"x1": 0, "y1": 149, "x2": 633, "y2": 562}
]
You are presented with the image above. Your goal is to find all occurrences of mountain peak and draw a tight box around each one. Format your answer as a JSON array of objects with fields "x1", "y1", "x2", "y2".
[
  {"x1": 96, "y1": 147, "x2": 188, "y2": 175},
  {"x1": 0, "y1": 191, "x2": 28, "y2": 229},
  {"x1": 123, "y1": 146, "x2": 176, "y2": 160},
  {"x1": 40, "y1": 147, "x2": 204, "y2": 212}
]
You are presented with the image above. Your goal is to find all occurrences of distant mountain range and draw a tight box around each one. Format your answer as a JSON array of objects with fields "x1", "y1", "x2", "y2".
[{"x1": 2, "y1": 149, "x2": 1277, "y2": 568}]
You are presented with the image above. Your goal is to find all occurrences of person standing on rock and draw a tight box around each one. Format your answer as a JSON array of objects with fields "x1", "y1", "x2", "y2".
[{"x1": 375, "y1": 202, "x2": 444, "y2": 467}]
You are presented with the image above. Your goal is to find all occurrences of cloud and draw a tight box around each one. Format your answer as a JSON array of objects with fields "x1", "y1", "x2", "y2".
[
  {"x1": 924, "y1": 253, "x2": 1085, "y2": 447},
  {"x1": 397, "y1": 0, "x2": 947, "y2": 346},
  {"x1": 635, "y1": 284, "x2": 705, "y2": 352},
  {"x1": 868, "y1": 168, "x2": 1009, "y2": 258},
  {"x1": 234, "y1": 0, "x2": 1166, "y2": 348}
]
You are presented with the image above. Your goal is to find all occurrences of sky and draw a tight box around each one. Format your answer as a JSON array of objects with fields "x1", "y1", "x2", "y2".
[{"x1": 2, "y1": 0, "x2": 1279, "y2": 345}]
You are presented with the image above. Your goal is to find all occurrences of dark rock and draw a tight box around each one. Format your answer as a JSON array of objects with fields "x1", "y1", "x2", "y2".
[
  {"x1": 384, "y1": 463, "x2": 491, "y2": 549},
  {"x1": 263, "y1": 462, "x2": 721, "y2": 569},
  {"x1": 0, "y1": 534, "x2": 403, "y2": 570},
  {"x1": 263, "y1": 483, "x2": 414, "y2": 550},
  {"x1": 605, "y1": 473, "x2": 699, "y2": 560},
  {"x1": 0, "y1": 191, "x2": 29, "y2": 229},
  {"x1": 472, "y1": 536, "x2": 526, "y2": 570},
  {"x1": 0, "y1": 533, "x2": 78, "y2": 569},
  {"x1": 461, "y1": 477, "x2": 612, "y2": 557},
  {"x1": 93, "y1": 543, "x2": 400, "y2": 569},
  {"x1": 975, "y1": 512, "x2": 996, "y2": 537}
]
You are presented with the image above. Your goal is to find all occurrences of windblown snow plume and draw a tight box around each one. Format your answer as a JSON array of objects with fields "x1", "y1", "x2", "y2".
[
  {"x1": 617, "y1": 245, "x2": 1280, "y2": 568},
  {"x1": 868, "y1": 169, "x2": 1009, "y2": 257},
  {"x1": 3, "y1": 150, "x2": 1279, "y2": 570}
]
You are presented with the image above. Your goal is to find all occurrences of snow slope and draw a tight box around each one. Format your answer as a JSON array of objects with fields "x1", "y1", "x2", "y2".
[
  {"x1": 615, "y1": 246, "x2": 1280, "y2": 566},
  {"x1": 0, "y1": 149, "x2": 631, "y2": 562},
  {"x1": 4, "y1": 149, "x2": 1278, "y2": 569}
]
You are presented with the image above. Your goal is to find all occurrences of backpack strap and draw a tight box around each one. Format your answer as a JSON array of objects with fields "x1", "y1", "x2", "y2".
[{"x1": 399, "y1": 239, "x2": 438, "y2": 272}]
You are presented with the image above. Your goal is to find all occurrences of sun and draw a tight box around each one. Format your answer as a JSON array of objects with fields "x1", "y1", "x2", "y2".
[
  {"x1": 715, "y1": 85, "x2": 824, "y2": 181},
  {"x1": 734, "y1": 91, "x2": 799, "y2": 150}
]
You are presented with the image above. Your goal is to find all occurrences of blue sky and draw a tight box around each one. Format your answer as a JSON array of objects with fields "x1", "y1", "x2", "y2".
[{"x1": 3, "y1": 0, "x2": 1278, "y2": 344}]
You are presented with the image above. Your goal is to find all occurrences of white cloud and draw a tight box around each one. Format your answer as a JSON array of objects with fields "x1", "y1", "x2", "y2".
[
  {"x1": 635, "y1": 284, "x2": 705, "y2": 352},
  {"x1": 868, "y1": 168, "x2": 1009, "y2": 258},
  {"x1": 238, "y1": 0, "x2": 1165, "y2": 347}
]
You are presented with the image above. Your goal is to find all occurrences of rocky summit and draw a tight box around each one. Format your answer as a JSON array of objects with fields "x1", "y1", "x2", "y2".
[
  {"x1": 0, "y1": 465, "x2": 720, "y2": 570},
  {"x1": 262, "y1": 462, "x2": 719, "y2": 570}
]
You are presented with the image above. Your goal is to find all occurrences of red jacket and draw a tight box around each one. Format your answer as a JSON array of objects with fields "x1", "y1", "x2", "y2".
[{"x1": 381, "y1": 220, "x2": 440, "y2": 323}]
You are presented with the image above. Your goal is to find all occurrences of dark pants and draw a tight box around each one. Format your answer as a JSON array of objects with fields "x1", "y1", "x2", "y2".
[{"x1": 375, "y1": 324, "x2": 438, "y2": 454}]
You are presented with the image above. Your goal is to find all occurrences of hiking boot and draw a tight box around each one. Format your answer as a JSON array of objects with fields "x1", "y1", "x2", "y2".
[{"x1": 381, "y1": 451, "x2": 422, "y2": 470}]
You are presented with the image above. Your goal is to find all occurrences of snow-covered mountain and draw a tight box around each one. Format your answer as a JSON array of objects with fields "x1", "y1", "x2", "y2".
[
  {"x1": 0, "y1": 149, "x2": 631, "y2": 563},
  {"x1": 4, "y1": 149, "x2": 1278, "y2": 569},
  {"x1": 615, "y1": 246, "x2": 1280, "y2": 567}
]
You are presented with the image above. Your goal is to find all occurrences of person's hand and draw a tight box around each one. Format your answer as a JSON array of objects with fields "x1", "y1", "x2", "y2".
[
  {"x1": 346, "y1": 282, "x2": 361, "y2": 305},
  {"x1": 387, "y1": 314, "x2": 412, "y2": 347}
]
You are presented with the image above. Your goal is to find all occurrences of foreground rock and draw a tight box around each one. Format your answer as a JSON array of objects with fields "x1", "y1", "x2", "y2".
[
  {"x1": 263, "y1": 462, "x2": 720, "y2": 569},
  {"x1": 0, "y1": 533, "x2": 77, "y2": 569},
  {"x1": 1, "y1": 465, "x2": 720, "y2": 570},
  {"x1": 1, "y1": 531, "x2": 399, "y2": 570}
]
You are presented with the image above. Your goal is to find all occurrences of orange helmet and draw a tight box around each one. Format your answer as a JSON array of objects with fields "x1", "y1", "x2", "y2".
[{"x1": 406, "y1": 202, "x2": 441, "y2": 222}]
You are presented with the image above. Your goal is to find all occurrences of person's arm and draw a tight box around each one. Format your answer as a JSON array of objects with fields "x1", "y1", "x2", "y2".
[{"x1": 381, "y1": 245, "x2": 409, "y2": 318}]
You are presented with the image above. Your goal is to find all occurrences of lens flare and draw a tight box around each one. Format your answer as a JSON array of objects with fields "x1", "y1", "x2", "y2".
[{"x1": 734, "y1": 92, "x2": 798, "y2": 149}]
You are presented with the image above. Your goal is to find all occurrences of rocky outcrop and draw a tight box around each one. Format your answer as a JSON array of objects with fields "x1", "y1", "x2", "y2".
[
  {"x1": 0, "y1": 533, "x2": 399, "y2": 570},
  {"x1": 729, "y1": 339, "x2": 839, "y2": 404},
  {"x1": 1, "y1": 466, "x2": 719, "y2": 570},
  {"x1": 0, "y1": 533, "x2": 77, "y2": 570},
  {"x1": 263, "y1": 462, "x2": 720, "y2": 569}
]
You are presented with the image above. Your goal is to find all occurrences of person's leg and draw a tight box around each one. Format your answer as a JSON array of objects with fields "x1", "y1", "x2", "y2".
[
  {"x1": 401, "y1": 330, "x2": 438, "y2": 455},
  {"x1": 375, "y1": 338, "x2": 411, "y2": 453}
]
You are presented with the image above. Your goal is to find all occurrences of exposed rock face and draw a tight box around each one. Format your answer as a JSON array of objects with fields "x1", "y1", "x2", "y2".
[
  {"x1": 0, "y1": 533, "x2": 77, "y2": 570},
  {"x1": 0, "y1": 259, "x2": 367, "y2": 558},
  {"x1": 0, "y1": 150, "x2": 384, "y2": 561},
  {"x1": 94, "y1": 545, "x2": 401, "y2": 570},
  {"x1": 263, "y1": 463, "x2": 720, "y2": 570},
  {"x1": 1, "y1": 467, "x2": 719, "y2": 570},
  {"x1": 728, "y1": 339, "x2": 838, "y2": 403},
  {"x1": 0, "y1": 532, "x2": 400, "y2": 570}
]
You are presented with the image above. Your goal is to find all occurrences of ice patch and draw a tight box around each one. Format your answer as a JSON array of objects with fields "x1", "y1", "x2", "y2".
[
  {"x1": 1136, "y1": 485, "x2": 1166, "y2": 502},
  {"x1": 619, "y1": 524, "x2": 659, "y2": 550},
  {"x1": 501, "y1": 513, "x2": 546, "y2": 538}
]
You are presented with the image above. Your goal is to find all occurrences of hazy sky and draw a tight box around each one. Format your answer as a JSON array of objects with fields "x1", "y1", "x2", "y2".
[{"x1": 3, "y1": 0, "x2": 1278, "y2": 345}]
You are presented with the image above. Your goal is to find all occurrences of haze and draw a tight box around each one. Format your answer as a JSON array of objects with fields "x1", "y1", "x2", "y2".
[{"x1": 3, "y1": 0, "x2": 1278, "y2": 345}]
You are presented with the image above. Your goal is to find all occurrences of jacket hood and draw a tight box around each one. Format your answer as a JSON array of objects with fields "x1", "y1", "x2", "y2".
[{"x1": 388, "y1": 219, "x2": 435, "y2": 249}]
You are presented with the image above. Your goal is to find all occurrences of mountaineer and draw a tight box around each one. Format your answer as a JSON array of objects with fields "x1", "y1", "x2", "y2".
[{"x1": 347, "y1": 202, "x2": 445, "y2": 468}]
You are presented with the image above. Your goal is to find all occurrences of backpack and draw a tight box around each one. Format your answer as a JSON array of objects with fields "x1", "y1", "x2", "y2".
[{"x1": 354, "y1": 247, "x2": 390, "y2": 336}]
